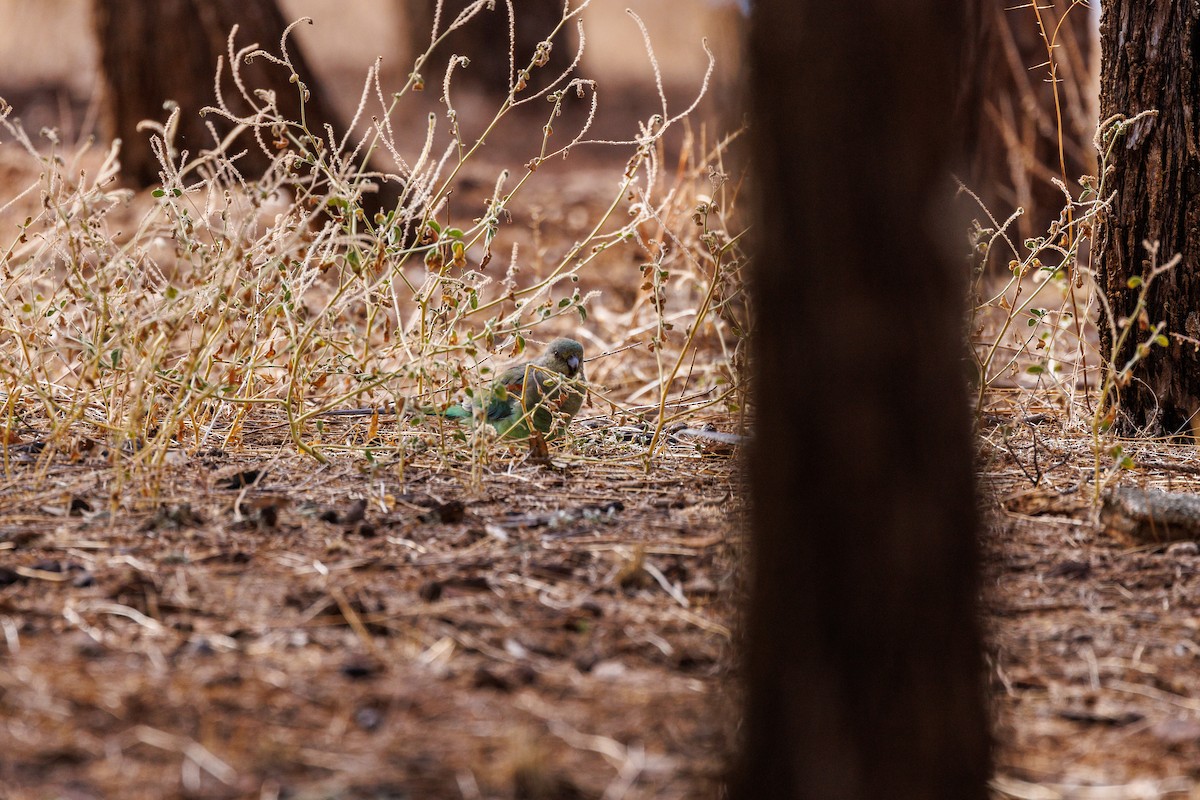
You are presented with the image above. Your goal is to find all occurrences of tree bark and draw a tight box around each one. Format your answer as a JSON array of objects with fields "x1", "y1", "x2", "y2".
[
  {"x1": 93, "y1": 0, "x2": 401, "y2": 211},
  {"x1": 730, "y1": 2, "x2": 991, "y2": 798},
  {"x1": 1098, "y1": 1, "x2": 1200, "y2": 435},
  {"x1": 404, "y1": 1, "x2": 577, "y2": 98}
]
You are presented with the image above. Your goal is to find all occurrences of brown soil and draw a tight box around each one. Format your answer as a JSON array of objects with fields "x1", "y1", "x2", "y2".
[
  {"x1": 0, "y1": 422, "x2": 742, "y2": 799},
  {"x1": 983, "y1": 392, "x2": 1200, "y2": 797}
]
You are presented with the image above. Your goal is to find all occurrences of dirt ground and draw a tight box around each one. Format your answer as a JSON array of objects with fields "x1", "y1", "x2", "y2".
[
  {"x1": 0, "y1": 419, "x2": 741, "y2": 800},
  {"x1": 983, "y1": 391, "x2": 1200, "y2": 799}
]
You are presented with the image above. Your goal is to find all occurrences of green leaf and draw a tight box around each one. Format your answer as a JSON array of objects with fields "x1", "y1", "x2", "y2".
[
  {"x1": 445, "y1": 227, "x2": 464, "y2": 239},
  {"x1": 1127, "y1": 276, "x2": 1143, "y2": 289},
  {"x1": 1155, "y1": 334, "x2": 1170, "y2": 347},
  {"x1": 1026, "y1": 365, "x2": 1045, "y2": 374},
  {"x1": 152, "y1": 189, "x2": 165, "y2": 198}
]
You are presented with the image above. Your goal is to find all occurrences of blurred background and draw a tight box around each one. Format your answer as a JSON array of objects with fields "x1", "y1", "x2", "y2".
[
  {"x1": 0, "y1": 0, "x2": 1101, "y2": 239},
  {"x1": 0, "y1": 0, "x2": 746, "y2": 142}
]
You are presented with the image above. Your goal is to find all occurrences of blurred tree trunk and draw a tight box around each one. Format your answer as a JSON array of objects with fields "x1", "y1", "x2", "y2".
[
  {"x1": 404, "y1": 1, "x2": 576, "y2": 98},
  {"x1": 730, "y1": 0, "x2": 991, "y2": 797},
  {"x1": 1097, "y1": 1, "x2": 1200, "y2": 435},
  {"x1": 961, "y1": 1, "x2": 1097, "y2": 244},
  {"x1": 92, "y1": 0, "x2": 400, "y2": 210}
]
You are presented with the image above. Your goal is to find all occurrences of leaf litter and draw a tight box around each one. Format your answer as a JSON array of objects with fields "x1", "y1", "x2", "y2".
[{"x1": 0, "y1": 408, "x2": 742, "y2": 799}]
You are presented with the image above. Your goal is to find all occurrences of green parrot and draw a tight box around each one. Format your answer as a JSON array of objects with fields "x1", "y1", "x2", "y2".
[{"x1": 438, "y1": 338, "x2": 586, "y2": 445}]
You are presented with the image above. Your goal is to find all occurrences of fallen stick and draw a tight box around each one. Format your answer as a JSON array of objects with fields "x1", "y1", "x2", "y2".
[{"x1": 1101, "y1": 486, "x2": 1200, "y2": 544}]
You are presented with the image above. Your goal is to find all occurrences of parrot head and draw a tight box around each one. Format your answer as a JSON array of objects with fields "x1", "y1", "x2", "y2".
[{"x1": 542, "y1": 338, "x2": 584, "y2": 378}]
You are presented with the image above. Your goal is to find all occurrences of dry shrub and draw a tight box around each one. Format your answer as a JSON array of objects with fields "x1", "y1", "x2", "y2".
[{"x1": 0, "y1": 3, "x2": 749, "y2": 497}]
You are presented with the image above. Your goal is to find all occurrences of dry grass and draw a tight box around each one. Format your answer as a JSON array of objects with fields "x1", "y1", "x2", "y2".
[
  {"x1": 0, "y1": 2, "x2": 749, "y2": 486},
  {"x1": 0, "y1": 5, "x2": 748, "y2": 797}
]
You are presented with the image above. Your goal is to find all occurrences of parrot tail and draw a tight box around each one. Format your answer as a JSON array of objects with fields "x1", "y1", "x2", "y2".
[{"x1": 424, "y1": 404, "x2": 471, "y2": 420}]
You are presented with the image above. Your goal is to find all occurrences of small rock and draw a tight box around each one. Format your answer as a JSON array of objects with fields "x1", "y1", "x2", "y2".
[
  {"x1": 342, "y1": 498, "x2": 368, "y2": 525},
  {"x1": 354, "y1": 706, "x2": 384, "y2": 731}
]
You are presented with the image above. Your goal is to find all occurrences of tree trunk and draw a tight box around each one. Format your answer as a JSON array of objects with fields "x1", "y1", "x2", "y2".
[
  {"x1": 404, "y1": 1, "x2": 577, "y2": 98},
  {"x1": 730, "y1": 1, "x2": 991, "y2": 797},
  {"x1": 92, "y1": 0, "x2": 400, "y2": 211},
  {"x1": 1098, "y1": 1, "x2": 1200, "y2": 435}
]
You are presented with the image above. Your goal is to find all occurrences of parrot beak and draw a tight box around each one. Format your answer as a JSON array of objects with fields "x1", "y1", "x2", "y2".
[{"x1": 567, "y1": 355, "x2": 580, "y2": 373}]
